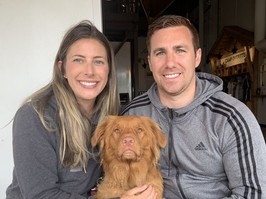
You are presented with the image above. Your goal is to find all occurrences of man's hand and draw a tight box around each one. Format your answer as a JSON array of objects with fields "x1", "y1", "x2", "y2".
[{"x1": 120, "y1": 184, "x2": 157, "y2": 199}]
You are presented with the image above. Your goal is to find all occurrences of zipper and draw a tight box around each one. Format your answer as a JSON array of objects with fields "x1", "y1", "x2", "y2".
[
  {"x1": 168, "y1": 108, "x2": 187, "y2": 199},
  {"x1": 168, "y1": 108, "x2": 173, "y2": 177}
]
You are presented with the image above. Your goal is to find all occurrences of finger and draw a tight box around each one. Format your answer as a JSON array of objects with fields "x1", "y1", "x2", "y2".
[
  {"x1": 139, "y1": 185, "x2": 156, "y2": 198},
  {"x1": 150, "y1": 190, "x2": 157, "y2": 199},
  {"x1": 126, "y1": 184, "x2": 149, "y2": 195},
  {"x1": 148, "y1": 188, "x2": 157, "y2": 199}
]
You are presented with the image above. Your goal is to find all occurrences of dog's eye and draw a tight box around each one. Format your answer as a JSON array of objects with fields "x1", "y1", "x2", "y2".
[
  {"x1": 136, "y1": 127, "x2": 143, "y2": 133},
  {"x1": 114, "y1": 128, "x2": 120, "y2": 133}
]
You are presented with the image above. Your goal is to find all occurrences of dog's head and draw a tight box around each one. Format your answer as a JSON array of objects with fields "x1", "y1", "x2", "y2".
[{"x1": 91, "y1": 115, "x2": 166, "y2": 164}]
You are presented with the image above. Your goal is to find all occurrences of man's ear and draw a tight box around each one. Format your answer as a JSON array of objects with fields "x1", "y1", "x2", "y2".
[
  {"x1": 195, "y1": 48, "x2": 202, "y2": 69},
  {"x1": 148, "y1": 56, "x2": 152, "y2": 72}
]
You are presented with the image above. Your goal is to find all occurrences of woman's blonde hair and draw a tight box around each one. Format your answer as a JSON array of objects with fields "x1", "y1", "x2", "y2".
[{"x1": 24, "y1": 20, "x2": 119, "y2": 170}]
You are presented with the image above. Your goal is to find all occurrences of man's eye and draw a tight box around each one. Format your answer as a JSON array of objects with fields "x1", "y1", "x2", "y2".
[
  {"x1": 155, "y1": 51, "x2": 165, "y2": 56},
  {"x1": 176, "y1": 49, "x2": 185, "y2": 53}
]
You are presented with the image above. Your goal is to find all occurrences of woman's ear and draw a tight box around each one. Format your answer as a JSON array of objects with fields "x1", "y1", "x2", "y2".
[
  {"x1": 58, "y1": 60, "x2": 63, "y2": 72},
  {"x1": 58, "y1": 61, "x2": 66, "y2": 78}
]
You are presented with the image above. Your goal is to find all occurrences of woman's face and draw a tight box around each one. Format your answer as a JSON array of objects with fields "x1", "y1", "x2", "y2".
[{"x1": 60, "y1": 38, "x2": 109, "y2": 110}]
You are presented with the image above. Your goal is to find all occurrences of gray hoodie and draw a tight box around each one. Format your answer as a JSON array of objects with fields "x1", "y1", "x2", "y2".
[
  {"x1": 121, "y1": 72, "x2": 266, "y2": 199},
  {"x1": 6, "y1": 96, "x2": 101, "y2": 199}
]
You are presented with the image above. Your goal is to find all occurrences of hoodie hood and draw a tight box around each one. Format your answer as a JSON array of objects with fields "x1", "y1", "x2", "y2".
[{"x1": 148, "y1": 72, "x2": 223, "y2": 115}]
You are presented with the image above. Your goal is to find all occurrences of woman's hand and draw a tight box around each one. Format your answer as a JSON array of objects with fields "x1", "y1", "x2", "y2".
[{"x1": 120, "y1": 184, "x2": 157, "y2": 199}]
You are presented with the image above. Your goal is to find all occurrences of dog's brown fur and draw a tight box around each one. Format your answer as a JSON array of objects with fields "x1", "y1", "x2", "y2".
[{"x1": 91, "y1": 115, "x2": 167, "y2": 199}]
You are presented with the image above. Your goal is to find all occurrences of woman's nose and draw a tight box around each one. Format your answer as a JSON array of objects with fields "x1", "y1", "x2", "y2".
[{"x1": 84, "y1": 62, "x2": 94, "y2": 75}]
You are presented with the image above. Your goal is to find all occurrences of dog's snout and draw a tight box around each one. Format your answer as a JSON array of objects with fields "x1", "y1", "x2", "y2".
[{"x1": 122, "y1": 137, "x2": 135, "y2": 145}]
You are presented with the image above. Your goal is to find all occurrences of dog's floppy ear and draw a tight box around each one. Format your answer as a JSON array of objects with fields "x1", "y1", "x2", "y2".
[
  {"x1": 147, "y1": 117, "x2": 167, "y2": 148},
  {"x1": 91, "y1": 116, "x2": 110, "y2": 149}
]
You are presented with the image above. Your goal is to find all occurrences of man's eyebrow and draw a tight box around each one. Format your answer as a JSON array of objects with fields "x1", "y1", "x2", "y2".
[
  {"x1": 173, "y1": 44, "x2": 187, "y2": 49},
  {"x1": 152, "y1": 44, "x2": 186, "y2": 53}
]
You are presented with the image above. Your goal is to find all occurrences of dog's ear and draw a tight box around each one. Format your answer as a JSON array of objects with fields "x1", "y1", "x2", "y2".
[
  {"x1": 91, "y1": 116, "x2": 110, "y2": 148},
  {"x1": 147, "y1": 117, "x2": 167, "y2": 148}
]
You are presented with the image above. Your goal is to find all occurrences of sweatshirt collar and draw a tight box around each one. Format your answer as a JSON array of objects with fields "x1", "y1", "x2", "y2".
[{"x1": 148, "y1": 72, "x2": 223, "y2": 115}]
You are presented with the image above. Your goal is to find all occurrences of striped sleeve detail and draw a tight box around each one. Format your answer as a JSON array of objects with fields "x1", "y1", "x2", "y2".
[
  {"x1": 203, "y1": 96, "x2": 261, "y2": 199},
  {"x1": 120, "y1": 93, "x2": 151, "y2": 115}
]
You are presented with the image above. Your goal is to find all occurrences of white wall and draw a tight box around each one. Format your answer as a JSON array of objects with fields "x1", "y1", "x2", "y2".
[
  {"x1": 0, "y1": 0, "x2": 102, "y2": 198},
  {"x1": 113, "y1": 42, "x2": 133, "y2": 101}
]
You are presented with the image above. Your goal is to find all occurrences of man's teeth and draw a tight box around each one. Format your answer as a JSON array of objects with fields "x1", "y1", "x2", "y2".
[
  {"x1": 164, "y1": 73, "x2": 179, "y2": 78},
  {"x1": 80, "y1": 81, "x2": 96, "y2": 86}
]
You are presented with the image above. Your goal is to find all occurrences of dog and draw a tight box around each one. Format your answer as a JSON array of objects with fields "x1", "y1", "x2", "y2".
[{"x1": 91, "y1": 115, "x2": 167, "y2": 199}]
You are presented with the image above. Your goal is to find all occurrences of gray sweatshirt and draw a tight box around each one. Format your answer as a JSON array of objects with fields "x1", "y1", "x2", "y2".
[
  {"x1": 121, "y1": 72, "x2": 266, "y2": 199},
  {"x1": 6, "y1": 96, "x2": 101, "y2": 199}
]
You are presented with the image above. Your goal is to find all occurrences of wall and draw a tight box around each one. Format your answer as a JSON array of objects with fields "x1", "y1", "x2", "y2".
[
  {"x1": 218, "y1": 0, "x2": 266, "y2": 124},
  {"x1": 255, "y1": 0, "x2": 266, "y2": 125},
  {"x1": 0, "y1": 1, "x2": 101, "y2": 198},
  {"x1": 219, "y1": 0, "x2": 255, "y2": 32},
  {"x1": 138, "y1": 37, "x2": 154, "y2": 93},
  {"x1": 256, "y1": 56, "x2": 266, "y2": 125},
  {"x1": 112, "y1": 42, "x2": 133, "y2": 102}
]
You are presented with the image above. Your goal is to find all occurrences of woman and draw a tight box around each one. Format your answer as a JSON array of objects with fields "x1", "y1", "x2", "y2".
[{"x1": 5, "y1": 20, "x2": 119, "y2": 199}]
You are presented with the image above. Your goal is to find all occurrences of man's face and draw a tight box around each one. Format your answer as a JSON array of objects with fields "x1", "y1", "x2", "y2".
[{"x1": 148, "y1": 26, "x2": 201, "y2": 107}]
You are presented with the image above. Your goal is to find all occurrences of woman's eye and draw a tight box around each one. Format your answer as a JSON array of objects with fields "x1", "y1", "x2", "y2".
[
  {"x1": 94, "y1": 59, "x2": 105, "y2": 65},
  {"x1": 73, "y1": 58, "x2": 83, "y2": 63}
]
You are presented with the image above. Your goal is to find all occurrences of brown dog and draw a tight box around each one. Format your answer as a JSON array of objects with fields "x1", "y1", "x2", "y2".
[{"x1": 91, "y1": 115, "x2": 167, "y2": 199}]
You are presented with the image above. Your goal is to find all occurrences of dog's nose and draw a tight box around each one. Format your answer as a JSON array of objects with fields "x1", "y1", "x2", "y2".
[{"x1": 122, "y1": 137, "x2": 135, "y2": 145}]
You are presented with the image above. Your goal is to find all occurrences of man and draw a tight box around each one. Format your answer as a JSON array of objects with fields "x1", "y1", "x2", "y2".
[{"x1": 121, "y1": 15, "x2": 266, "y2": 198}]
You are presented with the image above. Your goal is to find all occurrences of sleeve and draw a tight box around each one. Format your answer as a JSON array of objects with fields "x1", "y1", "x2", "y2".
[
  {"x1": 12, "y1": 104, "x2": 87, "y2": 199},
  {"x1": 221, "y1": 105, "x2": 266, "y2": 199}
]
